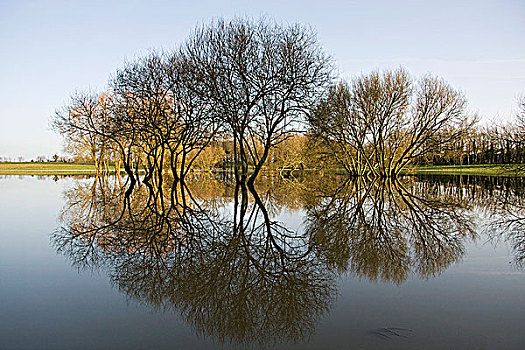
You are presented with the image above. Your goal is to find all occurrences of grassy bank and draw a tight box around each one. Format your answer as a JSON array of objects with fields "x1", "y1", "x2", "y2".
[
  {"x1": 405, "y1": 164, "x2": 525, "y2": 177},
  {"x1": 0, "y1": 162, "x2": 106, "y2": 175},
  {"x1": 1, "y1": 162, "x2": 524, "y2": 177}
]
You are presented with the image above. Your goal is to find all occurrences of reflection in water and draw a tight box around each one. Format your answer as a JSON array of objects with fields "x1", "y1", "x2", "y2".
[
  {"x1": 52, "y1": 174, "x2": 524, "y2": 347},
  {"x1": 53, "y1": 176, "x2": 336, "y2": 346},
  {"x1": 479, "y1": 176, "x2": 525, "y2": 267},
  {"x1": 490, "y1": 212, "x2": 525, "y2": 266},
  {"x1": 306, "y1": 177, "x2": 477, "y2": 284},
  {"x1": 412, "y1": 175, "x2": 525, "y2": 267}
]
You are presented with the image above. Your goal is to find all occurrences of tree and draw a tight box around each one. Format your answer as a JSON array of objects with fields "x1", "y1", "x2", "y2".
[
  {"x1": 309, "y1": 68, "x2": 473, "y2": 177},
  {"x1": 52, "y1": 52, "x2": 221, "y2": 184},
  {"x1": 504, "y1": 96, "x2": 525, "y2": 165},
  {"x1": 192, "y1": 144, "x2": 226, "y2": 172},
  {"x1": 109, "y1": 51, "x2": 222, "y2": 184},
  {"x1": 516, "y1": 96, "x2": 525, "y2": 165},
  {"x1": 52, "y1": 18, "x2": 332, "y2": 184},
  {"x1": 179, "y1": 17, "x2": 333, "y2": 184},
  {"x1": 52, "y1": 92, "x2": 106, "y2": 170},
  {"x1": 270, "y1": 134, "x2": 308, "y2": 175}
]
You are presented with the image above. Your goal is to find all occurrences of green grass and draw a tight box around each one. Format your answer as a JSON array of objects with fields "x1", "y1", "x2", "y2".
[
  {"x1": 406, "y1": 164, "x2": 525, "y2": 177},
  {"x1": 0, "y1": 162, "x2": 107, "y2": 175},
  {"x1": 1, "y1": 162, "x2": 524, "y2": 177}
]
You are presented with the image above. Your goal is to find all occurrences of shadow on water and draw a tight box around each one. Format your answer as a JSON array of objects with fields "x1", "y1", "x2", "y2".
[{"x1": 51, "y1": 173, "x2": 525, "y2": 347}]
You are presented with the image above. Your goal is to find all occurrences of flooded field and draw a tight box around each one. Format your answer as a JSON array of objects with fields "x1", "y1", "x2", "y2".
[{"x1": 1, "y1": 174, "x2": 524, "y2": 349}]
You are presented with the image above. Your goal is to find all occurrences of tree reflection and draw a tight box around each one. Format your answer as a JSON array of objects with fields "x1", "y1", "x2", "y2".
[
  {"x1": 53, "y1": 174, "x2": 490, "y2": 346},
  {"x1": 306, "y1": 177, "x2": 477, "y2": 284},
  {"x1": 490, "y1": 211, "x2": 525, "y2": 266},
  {"x1": 416, "y1": 175, "x2": 525, "y2": 268},
  {"x1": 482, "y1": 177, "x2": 525, "y2": 267},
  {"x1": 52, "y1": 177, "x2": 336, "y2": 346}
]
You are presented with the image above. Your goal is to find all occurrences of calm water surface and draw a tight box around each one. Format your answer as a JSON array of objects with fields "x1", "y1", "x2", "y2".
[{"x1": 1, "y1": 174, "x2": 524, "y2": 349}]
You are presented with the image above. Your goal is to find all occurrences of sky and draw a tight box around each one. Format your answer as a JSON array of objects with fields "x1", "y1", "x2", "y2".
[{"x1": 1, "y1": 0, "x2": 524, "y2": 160}]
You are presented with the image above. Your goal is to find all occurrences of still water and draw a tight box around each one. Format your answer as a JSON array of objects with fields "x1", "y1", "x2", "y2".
[{"x1": 1, "y1": 174, "x2": 524, "y2": 349}]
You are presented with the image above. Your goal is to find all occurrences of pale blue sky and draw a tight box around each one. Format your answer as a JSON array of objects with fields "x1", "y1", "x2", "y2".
[{"x1": 1, "y1": 0, "x2": 524, "y2": 159}]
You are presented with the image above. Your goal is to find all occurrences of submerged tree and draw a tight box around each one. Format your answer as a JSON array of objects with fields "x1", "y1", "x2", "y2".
[
  {"x1": 52, "y1": 17, "x2": 331, "y2": 184},
  {"x1": 110, "y1": 52, "x2": 220, "y2": 184},
  {"x1": 309, "y1": 69, "x2": 473, "y2": 177},
  {"x1": 52, "y1": 52, "x2": 221, "y2": 184},
  {"x1": 179, "y1": 17, "x2": 333, "y2": 184}
]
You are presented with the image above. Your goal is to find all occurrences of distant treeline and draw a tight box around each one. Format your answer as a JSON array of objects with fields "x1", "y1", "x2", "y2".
[{"x1": 412, "y1": 121, "x2": 525, "y2": 166}]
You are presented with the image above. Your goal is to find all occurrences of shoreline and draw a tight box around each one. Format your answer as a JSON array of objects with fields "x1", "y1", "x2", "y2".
[{"x1": 1, "y1": 163, "x2": 524, "y2": 177}]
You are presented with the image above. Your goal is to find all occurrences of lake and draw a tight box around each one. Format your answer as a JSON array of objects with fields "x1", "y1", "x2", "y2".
[{"x1": 1, "y1": 174, "x2": 524, "y2": 349}]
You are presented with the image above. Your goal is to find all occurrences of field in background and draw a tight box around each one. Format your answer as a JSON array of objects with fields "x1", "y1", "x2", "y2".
[
  {"x1": 1, "y1": 162, "x2": 524, "y2": 176},
  {"x1": 407, "y1": 164, "x2": 525, "y2": 176},
  {"x1": 0, "y1": 162, "x2": 105, "y2": 175}
]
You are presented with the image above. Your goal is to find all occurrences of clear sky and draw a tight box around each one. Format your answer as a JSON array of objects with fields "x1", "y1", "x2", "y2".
[{"x1": 1, "y1": 0, "x2": 524, "y2": 160}]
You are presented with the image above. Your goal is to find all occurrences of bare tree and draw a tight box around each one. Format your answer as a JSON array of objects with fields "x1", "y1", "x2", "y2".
[
  {"x1": 191, "y1": 144, "x2": 226, "y2": 173},
  {"x1": 309, "y1": 68, "x2": 473, "y2": 177},
  {"x1": 110, "y1": 52, "x2": 180, "y2": 186},
  {"x1": 51, "y1": 89, "x2": 139, "y2": 182},
  {"x1": 179, "y1": 17, "x2": 333, "y2": 184},
  {"x1": 110, "y1": 52, "x2": 221, "y2": 184},
  {"x1": 53, "y1": 51, "x2": 221, "y2": 185},
  {"x1": 53, "y1": 18, "x2": 333, "y2": 184},
  {"x1": 52, "y1": 92, "x2": 112, "y2": 172},
  {"x1": 501, "y1": 96, "x2": 525, "y2": 168}
]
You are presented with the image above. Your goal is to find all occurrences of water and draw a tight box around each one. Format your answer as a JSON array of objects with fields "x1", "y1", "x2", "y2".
[{"x1": 1, "y1": 174, "x2": 524, "y2": 349}]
